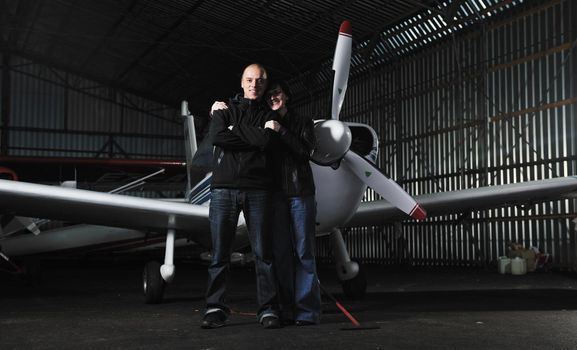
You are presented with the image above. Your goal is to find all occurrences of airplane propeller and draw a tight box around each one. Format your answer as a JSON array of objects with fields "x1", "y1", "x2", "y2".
[
  {"x1": 313, "y1": 20, "x2": 427, "y2": 221},
  {"x1": 332, "y1": 20, "x2": 352, "y2": 120},
  {"x1": 342, "y1": 151, "x2": 427, "y2": 220}
]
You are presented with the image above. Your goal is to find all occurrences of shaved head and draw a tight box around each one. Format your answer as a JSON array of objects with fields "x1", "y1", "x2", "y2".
[{"x1": 241, "y1": 63, "x2": 268, "y2": 100}]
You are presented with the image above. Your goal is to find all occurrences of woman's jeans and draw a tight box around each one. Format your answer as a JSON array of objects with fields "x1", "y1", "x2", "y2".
[{"x1": 272, "y1": 193, "x2": 321, "y2": 323}]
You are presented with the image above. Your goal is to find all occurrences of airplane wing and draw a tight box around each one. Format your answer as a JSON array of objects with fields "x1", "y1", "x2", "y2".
[
  {"x1": 0, "y1": 155, "x2": 189, "y2": 192},
  {"x1": 346, "y1": 176, "x2": 577, "y2": 227},
  {"x1": 0, "y1": 179, "x2": 211, "y2": 247}
]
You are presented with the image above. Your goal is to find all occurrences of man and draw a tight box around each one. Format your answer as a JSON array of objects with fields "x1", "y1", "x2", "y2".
[
  {"x1": 201, "y1": 63, "x2": 280, "y2": 329},
  {"x1": 210, "y1": 80, "x2": 321, "y2": 326}
]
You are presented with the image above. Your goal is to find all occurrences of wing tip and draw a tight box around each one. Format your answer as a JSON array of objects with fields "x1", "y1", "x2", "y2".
[
  {"x1": 410, "y1": 205, "x2": 427, "y2": 221},
  {"x1": 339, "y1": 20, "x2": 351, "y2": 36}
]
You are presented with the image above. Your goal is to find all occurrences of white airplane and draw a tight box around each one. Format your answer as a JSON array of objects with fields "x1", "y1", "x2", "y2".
[{"x1": 2, "y1": 21, "x2": 577, "y2": 303}]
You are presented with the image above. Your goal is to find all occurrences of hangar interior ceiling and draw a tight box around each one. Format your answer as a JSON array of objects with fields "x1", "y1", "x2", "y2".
[
  {"x1": 2, "y1": 0, "x2": 521, "y2": 114},
  {"x1": 0, "y1": 0, "x2": 527, "y2": 159}
]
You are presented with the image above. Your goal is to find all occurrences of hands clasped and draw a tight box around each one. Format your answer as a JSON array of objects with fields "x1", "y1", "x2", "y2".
[{"x1": 265, "y1": 120, "x2": 281, "y2": 132}]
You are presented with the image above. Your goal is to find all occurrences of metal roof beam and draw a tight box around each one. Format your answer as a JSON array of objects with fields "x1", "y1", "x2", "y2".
[
  {"x1": 10, "y1": 47, "x2": 175, "y2": 107},
  {"x1": 44, "y1": 0, "x2": 80, "y2": 58},
  {"x1": 0, "y1": 0, "x2": 9, "y2": 47},
  {"x1": 113, "y1": 0, "x2": 207, "y2": 83},
  {"x1": 17, "y1": 0, "x2": 46, "y2": 51},
  {"x1": 76, "y1": 0, "x2": 141, "y2": 70},
  {"x1": 5, "y1": 0, "x2": 36, "y2": 46}
]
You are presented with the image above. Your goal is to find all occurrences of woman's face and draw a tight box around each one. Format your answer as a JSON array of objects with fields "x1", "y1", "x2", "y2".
[{"x1": 266, "y1": 87, "x2": 288, "y2": 112}]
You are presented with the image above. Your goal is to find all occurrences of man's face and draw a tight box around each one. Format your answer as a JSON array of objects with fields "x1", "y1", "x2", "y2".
[{"x1": 241, "y1": 65, "x2": 267, "y2": 100}]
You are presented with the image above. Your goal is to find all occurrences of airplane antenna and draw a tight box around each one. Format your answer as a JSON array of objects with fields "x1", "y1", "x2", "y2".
[{"x1": 109, "y1": 168, "x2": 165, "y2": 194}]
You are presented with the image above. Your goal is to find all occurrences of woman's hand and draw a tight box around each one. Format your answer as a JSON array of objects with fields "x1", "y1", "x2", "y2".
[{"x1": 210, "y1": 101, "x2": 228, "y2": 116}]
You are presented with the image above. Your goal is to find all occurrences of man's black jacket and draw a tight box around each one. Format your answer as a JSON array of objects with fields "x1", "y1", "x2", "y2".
[{"x1": 209, "y1": 95, "x2": 276, "y2": 190}]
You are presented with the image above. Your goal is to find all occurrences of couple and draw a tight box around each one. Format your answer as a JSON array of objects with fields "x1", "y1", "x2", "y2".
[{"x1": 201, "y1": 63, "x2": 321, "y2": 329}]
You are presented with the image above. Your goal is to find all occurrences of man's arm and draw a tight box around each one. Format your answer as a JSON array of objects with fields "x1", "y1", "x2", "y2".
[
  {"x1": 210, "y1": 110, "x2": 256, "y2": 150},
  {"x1": 231, "y1": 124, "x2": 272, "y2": 150},
  {"x1": 230, "y1": 110, "x2": 276, "y2": 150}
]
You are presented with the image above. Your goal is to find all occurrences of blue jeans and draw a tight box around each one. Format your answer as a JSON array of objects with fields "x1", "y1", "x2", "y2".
[
  {"x1": 272, "y1": 193, "x2": 321, "y2": 323},
  {"x1": 206, "y1": 188, "x2": 278, "y2": 320}
]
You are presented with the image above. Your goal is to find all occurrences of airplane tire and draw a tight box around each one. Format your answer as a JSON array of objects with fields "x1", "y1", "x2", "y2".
[
  {"x1": 143, "y1": 261, "x2": 165, "y2": 304},
  {"x1": 341, "y1": 261, "x2": 367, "y2": 299}
]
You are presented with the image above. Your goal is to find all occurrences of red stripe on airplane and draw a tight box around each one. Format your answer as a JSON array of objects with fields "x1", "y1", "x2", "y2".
[{"x1": 410, "y1": 205, "x2": 427, "y2": 221}]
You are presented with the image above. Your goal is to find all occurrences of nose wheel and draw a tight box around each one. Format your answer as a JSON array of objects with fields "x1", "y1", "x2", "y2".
[
  {"x1": 143, "y1": 261, "x2": 165, "y2": 304},
  {"x1": 143, "y1": 228, "x2": 176, "y2": 304}
]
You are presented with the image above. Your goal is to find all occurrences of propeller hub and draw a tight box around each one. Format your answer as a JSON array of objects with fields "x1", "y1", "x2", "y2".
[{"x1": 311, "y1": 120, "x2": 352, "y2": 166}]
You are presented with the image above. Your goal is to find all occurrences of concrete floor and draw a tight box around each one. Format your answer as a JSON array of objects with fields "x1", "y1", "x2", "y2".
[{"x1": 2, "y1": 259, "x2": 577, "y2": 349}]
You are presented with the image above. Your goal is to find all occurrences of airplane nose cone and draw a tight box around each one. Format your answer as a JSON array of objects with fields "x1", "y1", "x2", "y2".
[{"x1": 311, "y1": 119, "x2": 352, "y2": 166}]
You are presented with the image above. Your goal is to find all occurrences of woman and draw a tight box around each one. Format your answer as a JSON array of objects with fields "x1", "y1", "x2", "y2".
[{"x1": 263, "y1": 81, "x2": 320, "y2": 326}]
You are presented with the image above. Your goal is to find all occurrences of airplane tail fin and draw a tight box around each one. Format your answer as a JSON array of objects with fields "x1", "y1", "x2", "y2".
[{"x1": 182, "y1": 101, "x2": 198, "y2": 199}]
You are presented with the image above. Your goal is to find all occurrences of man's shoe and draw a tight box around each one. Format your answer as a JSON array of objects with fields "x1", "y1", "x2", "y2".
[
  {"x1": 295, "y1": 320, "x2": 316, "y2": 326},
  {"x1": 261, "y1": 316, "x2": 281, "y2": 329},
  {"x1": 201, "y1": 310, "x2": 227, "y2": 329}
]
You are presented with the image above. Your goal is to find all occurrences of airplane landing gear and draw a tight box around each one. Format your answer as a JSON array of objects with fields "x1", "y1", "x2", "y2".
[
  {"x1": 332, "y1": 228, "x2": 367, "y2": 299},
  {"x1": 341, "y1": 260, "x2": 366, "y2": 299},
  {"x1": 143, "y1": 261, "x2": 165, "y2": 304},
  {"x1": 143, "y1": 227, "x2": 176, "y2": 304}
]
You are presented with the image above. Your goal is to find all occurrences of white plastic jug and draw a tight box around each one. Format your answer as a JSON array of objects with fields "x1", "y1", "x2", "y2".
[
  {"x1": 510, "y1": 257, "x2": 527, "y2": 275},
  {"x1": 498, "y1": 256, "x2": 511, "y2": 274}
]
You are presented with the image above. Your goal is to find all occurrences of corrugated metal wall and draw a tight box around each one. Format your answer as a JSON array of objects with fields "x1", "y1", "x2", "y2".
[
  {"x1": 299, "y1": 0, "x2": 577, "y2": 269},
  {"x1": 1, "y1": 54, "x2": 183, "y2": 159}
]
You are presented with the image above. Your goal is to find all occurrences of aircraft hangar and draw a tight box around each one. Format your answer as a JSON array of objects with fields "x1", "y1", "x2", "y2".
[
  {"x1": 2, "y1": 0, "x2": 577, "y2": 348},
  {"x1": 2, "y1": 0, "x2": 576, "y2": 270}
]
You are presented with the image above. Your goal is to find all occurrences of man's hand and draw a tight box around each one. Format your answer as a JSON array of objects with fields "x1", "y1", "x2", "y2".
[{"x1": 265, "y1": 120, "x2": 281, "y2": 132}]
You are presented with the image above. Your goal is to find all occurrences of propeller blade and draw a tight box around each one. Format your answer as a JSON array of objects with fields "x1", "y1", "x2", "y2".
[
  {"x1": 343, "y1": 151, "x2": 427, "y2": 220},
  {"x1": 332, "y1": 20, "x2": 352, "y2": 120}
]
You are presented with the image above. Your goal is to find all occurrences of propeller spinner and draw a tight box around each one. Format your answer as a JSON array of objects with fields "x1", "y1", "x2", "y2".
[
  {"x1": 311, "y1": 120, "x2": 352, "y2": 166},
  {"x1": 312, "y1": 20, "x2": 427, "y2": 221}
]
